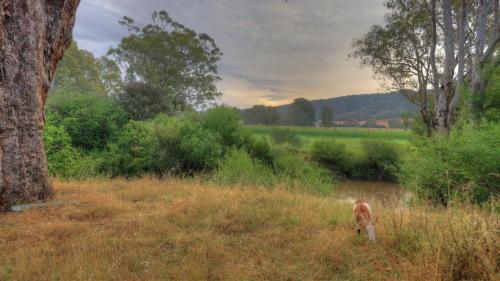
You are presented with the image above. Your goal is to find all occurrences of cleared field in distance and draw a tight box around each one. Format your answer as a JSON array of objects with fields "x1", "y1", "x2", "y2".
[{"x1": 245, "y1": 125, "x2": 413, "y2": 153}]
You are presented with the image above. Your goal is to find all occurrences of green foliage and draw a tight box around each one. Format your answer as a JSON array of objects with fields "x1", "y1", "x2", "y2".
[
  {"x1": 269, "y1": 127, "x2": 302, "y2": 146},
  {"x1": 212, "y1": 149, "x2": 276, "y2": 187},
  {"x1": 201, "y1": 106, "x2": 251, "y2": 148},
  {"x1": 287, "y1": 98, "x2": 316, "y2": 126},
  {"x1": 105, "y1": 120, "x2": 156, "y2": 177},
  {"x1": 272, "y1": 147, "x2": 334, "y2": 196},
  {"x1": 246, "y1": 139, "x2": 274, "y2": 166},
  {"x1": 242, "y1": 105, "x2": 281, "y2": 125},
  {"x1": 44, "y1": 122, "x2": 101, "y2": 178},
  {"x1": 154, "y1": 116, "x2": 224, "y2": 175},
  {"x1": 44, "y1": 123, "x2": 78, "y2": 178},
  {"x1": 52, "y1": 42, "x2": 106, "y2": 95},
  {"x1": 98, "y1": 56, "x2": 124, "y2": 97},
  {"x1": 360, "y1": 140, "x2": 400, "y2": 181},
  {"x1": 481, "y1": 59, "x2": 500, "y2": 122},
  {"x1": 46, "y1": 93, "x2": 128, "y2": 150},
  {"x1": 212, "y1": 148, "x2": 334, "y2": 196},
  {"x1": 310, "y1": 139, "x2": 351, "y2": 175},
  {"x1": 310, "y1": 138, "x2": 401, "y2": 181},
  {"x1": 52, "y1": 41, "x2": 122, "y2": 96},
  {"x1": 108, "y1": 10, "x2": 222, "y2": 110},
  {"x1": 320, "y1": 106, "x2": 334, "y2": 127},
  {"x1": 400, "y1": 122, "x2": 500, "y2": 204},
  {"x1": 118, "y1": 82, "x2": 174, "y2": 120}
]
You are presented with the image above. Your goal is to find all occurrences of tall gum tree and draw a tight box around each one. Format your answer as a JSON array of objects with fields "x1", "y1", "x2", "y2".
[{"x1": 0, "y1": 0, "x2": 80, "y2": 210}]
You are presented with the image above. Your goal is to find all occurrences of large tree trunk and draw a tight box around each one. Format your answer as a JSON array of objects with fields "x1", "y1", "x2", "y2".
[
  {"x1": 0, "y1": 0, "x2": 80, "y2": 210},
  {"x1": 448, "y1": 0, "x2": 468, "y2": 126},
  {"x1": 437, "y1": 0, "x2": 455, "y2": 132},
  {"x1": 430, "y1": 0, "x2": 440, "y2": 116},
  {"x1": 470, "y1": 0, "x2": 490, "y2": 118}
]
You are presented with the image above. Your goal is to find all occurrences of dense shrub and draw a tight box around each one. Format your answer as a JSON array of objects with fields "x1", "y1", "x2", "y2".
[
  {"x1": 44, "y1": 123, "x2": 101, "y2": 178},
  {"x1": 310, "y1": 139, "x2": 351, "y2": 175},
  {"x1": 154, "y1": 116, "x2": 224, "y2": 175},
  {"x1": 118, "y1": 82, "x2": 174, "y2": 120},
  {"x1": 270, "y1": 127, "x2": 302, "y2": 146},
  {"x1": 105, "y1": 115, "x2": 224, "y2": 177},
  {"x1": 46, "y1": 93, "x2": 128, "y2": 150},
  {"x1": 310, "y1": 139, "x2": 400, "y2": 182},
  {"x1": 400, "y1": 122, "x2": 500, "y2": 204},
  {"x1": 201, "y1": 106, "x2": 251, "y2": 148},
  {"x1": 104, "y1": 120, "x2": 156, "y2": 177},
  {"x1": 44, "y1": 123, "x2": 78, "y2": 177},
  {"x1": 212, "y1": 149, "x2": 276, "y2": 187},
  {"x1": 360, "y1": 140, "x2": 400, "y2": 181},
  {"x1": 246, "y1": 139, "x2": 274, "y2": 166}
]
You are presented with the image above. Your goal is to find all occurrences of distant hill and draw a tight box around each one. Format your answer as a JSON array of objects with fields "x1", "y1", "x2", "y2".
[{"x1": 276, "y1": 92, "x2": 417, "y2": 121}]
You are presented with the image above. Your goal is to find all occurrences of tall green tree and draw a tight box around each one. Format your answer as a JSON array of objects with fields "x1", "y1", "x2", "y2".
[
  {"x1": 52, "y1": 41, "x2": 106, "y2": 95},
  {"x1": 320, "y1": 106, "x2": 334, "y2": 127},
  {"x1": 287, "y1": 98, "x2": 316, "y2": 126},
  {"x1": 98, "y1": 56, "x2": 124, "y2": 97},
  {"x1": 108, "y1": 10, "x2": 223, "y2": 110},
  {"x1": 52, "y1": 41, "x2": 123, "y2": 96},
  {"x1": 118, "y1": 82, "x2": 174, "y2": 120}
]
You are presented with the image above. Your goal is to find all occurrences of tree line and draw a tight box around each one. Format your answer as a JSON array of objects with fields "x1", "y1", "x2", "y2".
[{"x1": 242, "y1": 98, "x2": 335, "y2": 127}]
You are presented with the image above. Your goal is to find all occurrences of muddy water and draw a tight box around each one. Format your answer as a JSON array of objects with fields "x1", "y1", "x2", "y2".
[{"x1": 336, "y1": 180, "x2": 412, "y2": 207}]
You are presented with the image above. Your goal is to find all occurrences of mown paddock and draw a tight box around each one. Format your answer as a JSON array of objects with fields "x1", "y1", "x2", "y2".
[{"x1": 245, "y1": 125, "x2": 413, "y2": 153}]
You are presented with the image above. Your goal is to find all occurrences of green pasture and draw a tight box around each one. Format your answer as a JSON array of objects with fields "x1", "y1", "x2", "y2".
[{"x1": 245, "y1": 125, "x2": 413, "y2": 153}]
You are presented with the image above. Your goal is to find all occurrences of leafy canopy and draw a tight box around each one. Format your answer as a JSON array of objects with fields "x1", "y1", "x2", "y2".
[{"x1": 108, "y1": 10, "x2": 223, "y2": 110}]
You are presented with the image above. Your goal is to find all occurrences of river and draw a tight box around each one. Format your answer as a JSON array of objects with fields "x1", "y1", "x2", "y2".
[{"x1": 336, "y1": 180, "x2": 412, "y2": 207}]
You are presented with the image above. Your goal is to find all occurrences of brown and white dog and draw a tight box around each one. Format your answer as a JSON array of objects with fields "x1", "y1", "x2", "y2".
[{"x1": 353, "y1": 199, "x2": 376, "y2": 242}]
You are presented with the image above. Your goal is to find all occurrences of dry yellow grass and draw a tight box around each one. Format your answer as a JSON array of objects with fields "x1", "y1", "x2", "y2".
[{"x1": 0, "y1": 178, "x2": 497, "y2": 281}]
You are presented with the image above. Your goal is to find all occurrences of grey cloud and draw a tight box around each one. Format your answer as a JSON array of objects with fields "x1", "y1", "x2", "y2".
[{"x1": 74, "y1": 0, "x2": 387, "y2": 106}]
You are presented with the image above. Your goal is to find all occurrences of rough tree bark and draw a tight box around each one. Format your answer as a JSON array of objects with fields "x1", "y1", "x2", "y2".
[{"x1": 0, "y1": 0, "x2": 80, "y2": 210}]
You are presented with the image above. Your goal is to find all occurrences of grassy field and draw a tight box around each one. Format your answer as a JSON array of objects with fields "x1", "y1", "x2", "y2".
[
  {"x1": 0, "y1": 178, "x2": 497, "y2": 281},
  {"x1": 245, "y1": 125, "x2": 413, "y2": 153}
]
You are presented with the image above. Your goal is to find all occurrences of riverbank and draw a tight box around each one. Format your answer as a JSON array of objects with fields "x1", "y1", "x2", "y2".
[{"x1": 0, "y1": 178, "x2": 497, "y2": 281}]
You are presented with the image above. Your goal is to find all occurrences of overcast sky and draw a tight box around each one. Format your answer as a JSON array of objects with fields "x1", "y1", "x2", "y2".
[{"x1": 73, "y1": 0, "x2": 388, "y2": 108}]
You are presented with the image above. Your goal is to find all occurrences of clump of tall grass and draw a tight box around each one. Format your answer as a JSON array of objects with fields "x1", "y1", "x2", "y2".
[
  {"x1": 211, "y1": 149, "x2": 276, "y2": 187},
  {"x1": 212, "y1": 148, "x2": 334, "y2": 196}
]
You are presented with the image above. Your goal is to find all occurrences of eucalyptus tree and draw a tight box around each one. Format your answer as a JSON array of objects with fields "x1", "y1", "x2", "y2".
[
  {"x1": 0, "y1": 0, "x2": 80, "y2": 210},
  {"x1": 352, "y1": 0, "x2": 437, "y2": 135},
  {"x1": 108, "y1": 11, "x2": 223, "y2": 111},
  {"x1": 353, "y1": 0, "x2": 500, "y2": 133}
]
